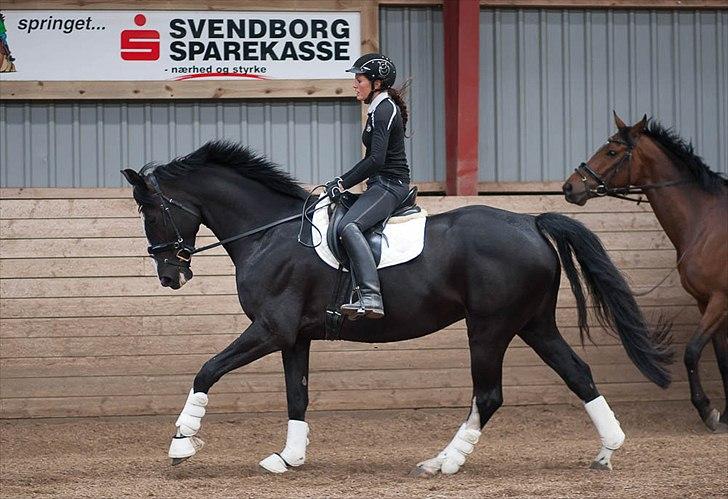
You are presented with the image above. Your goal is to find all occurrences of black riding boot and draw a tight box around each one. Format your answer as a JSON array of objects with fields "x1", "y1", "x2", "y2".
[{"x1": 339, "y1": 223, "x2": 384, "y2": 320}]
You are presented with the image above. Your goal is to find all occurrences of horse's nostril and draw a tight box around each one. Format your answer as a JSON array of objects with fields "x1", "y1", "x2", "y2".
[
  {"x1": 160, "y1": 276, "x2": 173, "y2": 287},
  {"x1": 563, "y1": 182, "x2": 573, "y2": 193}
]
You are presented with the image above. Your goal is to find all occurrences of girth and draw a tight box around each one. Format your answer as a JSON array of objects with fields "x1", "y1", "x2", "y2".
[{"x1": 326, "y1": 187, "x2": 420, "y2": 268}]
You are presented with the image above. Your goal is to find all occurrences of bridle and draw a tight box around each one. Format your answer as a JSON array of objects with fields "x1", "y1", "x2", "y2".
[
  {"x1": 575, "y1": 136, "x2": 693, "y2": 203},
  {"x1": 145, "y1": 173, "x2": 327, "y2": 268},
  {"x1": 146, "y1": 174, "x2": 199, "y2": 267}
]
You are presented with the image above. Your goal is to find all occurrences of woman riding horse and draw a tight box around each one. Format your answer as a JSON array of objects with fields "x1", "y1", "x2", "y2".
[{"x1": 323, "y1": 53, "x2": 411, "y2": 320}]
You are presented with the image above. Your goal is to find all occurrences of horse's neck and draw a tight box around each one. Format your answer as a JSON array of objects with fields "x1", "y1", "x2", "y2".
[
  {"x1": 639, "y1": 144, "x2": 708, "y2": 254},
  {"x1": 193, "y1": 174, "x2": 303, "y2": 259}
]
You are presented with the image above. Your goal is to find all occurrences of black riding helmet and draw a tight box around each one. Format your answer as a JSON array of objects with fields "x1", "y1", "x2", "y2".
[{"x1": 346, "y1": 53, "x2": 397, "y2": 103}]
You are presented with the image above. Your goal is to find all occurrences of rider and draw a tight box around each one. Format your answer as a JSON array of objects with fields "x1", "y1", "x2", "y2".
[{"x1": 324, "y1": 53, "x2": 411, "y2": 321}]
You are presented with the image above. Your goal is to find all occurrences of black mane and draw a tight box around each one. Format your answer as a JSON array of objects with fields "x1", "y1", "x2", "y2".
[
  {"x1": 641, "y1": 119, "x2": 727, "y2": 194},
  {"x1": 140, "y1": 141, "x2": 308, "y2": 200}
]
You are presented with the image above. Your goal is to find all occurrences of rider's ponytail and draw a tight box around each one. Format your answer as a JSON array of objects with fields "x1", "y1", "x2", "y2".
[{"x1": 386, "y1": 79, "x2": 411, "y2": 136}]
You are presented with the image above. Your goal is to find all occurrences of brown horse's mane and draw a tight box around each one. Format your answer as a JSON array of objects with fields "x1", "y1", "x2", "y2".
[{"x1": 624, "y1": 119, "x2": 727, "y2": 194}]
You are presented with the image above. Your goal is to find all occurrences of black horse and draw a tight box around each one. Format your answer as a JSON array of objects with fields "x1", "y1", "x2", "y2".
[{"x1": 122, "y1": 141, "x2": 672, "y2": 475}]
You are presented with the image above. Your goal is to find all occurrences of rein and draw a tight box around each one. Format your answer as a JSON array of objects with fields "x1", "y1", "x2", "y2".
[
  {"x1": 575, "y1": 138, "x2": 693, "y2": 204},
  {"x1": 146, "y1": 174, "x2": 328, "y2": 267}
]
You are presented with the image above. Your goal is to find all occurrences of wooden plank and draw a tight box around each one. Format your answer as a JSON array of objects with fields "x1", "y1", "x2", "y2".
[
  {"x1": 0, "y1": 321, "x2": 703, "y2": 357},
  {"x1": 0, "y1": 306, "x2": 702, "y2": 339},
  {"x1": 0, "y1": 211, "x2": 666, "y2": 239},
  {"x1": 2, "y1": 380, "x2": 722, "y2": 419},
  {"x1": 2, "y1": 362, "x2": 719, "y2": 400},
  {"x1": 0, "y1": 256, "x2": 235, "y2": 278},
  {"x1": 0, "y1": 268, "x2": 684, "y2": 299},
  {"x1": 0, "y1": 342, "x2": 709, "y2": 379},
  {"x1": 360, "y1": 0, "x2": 379, "y2": 53},
  {"x1": 0, "y1": 249, "x2": 679, "y2": 279},
  {"x1": 0, "y1": 198, "x2": 138, "y2": 219},
  {"x1": 0, "y1": 193, "x2": 657, "y2": 215},
  {"x1": 0, "y1": 231, "x2": 674, "y2": 259},
  {"x1": 0, "y1": 285, "x2": 696, "y2": 318},
  {"x1": 0, "y1": 188, "x2": 130, "y2": 199},
  {"x1": 1, "y1": 79, "x2": 353, "y2": 101}
]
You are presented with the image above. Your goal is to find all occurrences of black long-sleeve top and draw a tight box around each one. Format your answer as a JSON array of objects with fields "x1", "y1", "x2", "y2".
[{"x1": 339, "y1": 93, "x2": 410, "y2": 189}]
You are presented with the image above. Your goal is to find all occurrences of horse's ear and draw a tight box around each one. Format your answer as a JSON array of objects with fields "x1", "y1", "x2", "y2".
[
  {"x1": 633, "y1": 114, "x2": 648, "y2": 134},
  {"x1": 121, "y1": 169, "x2": 145, "y2": 187},
  {"x1": 613, "y1": 110, "x2": 627, "y2": 129}
]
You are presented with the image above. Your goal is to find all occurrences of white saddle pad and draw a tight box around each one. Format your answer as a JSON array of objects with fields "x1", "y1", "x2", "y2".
[{"x1": 311, "y1": 194, "x2": 427, "y2": 270}]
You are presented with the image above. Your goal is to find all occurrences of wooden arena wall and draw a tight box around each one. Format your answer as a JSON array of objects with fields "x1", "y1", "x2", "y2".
[{"x1": 0, "y1": 189, "x2": 721, "y2": 419}]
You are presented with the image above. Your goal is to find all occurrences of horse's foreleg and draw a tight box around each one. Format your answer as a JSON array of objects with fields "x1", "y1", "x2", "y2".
[
  {"x1": 685, "y1": 294, "x2": 728, "y2": 431},
  {"x1": 412, "y1": 320, "x2": 510, "y2": 478},
  {"x1": 259, "y1": 337, "x2": 312, "y2": 473},
  {"x1": 169, "y1": 321, "x2": 281, "y2": 465},
  {"x1": 519, "y1": 315, "x2": 624, "y2": 470}
]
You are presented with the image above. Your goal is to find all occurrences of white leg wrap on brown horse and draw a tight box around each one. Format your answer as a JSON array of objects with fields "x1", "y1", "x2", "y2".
[
  {"x1": 168, "y1": 389, "x2": 208, "y2": 460},
  {"x1": 259, "y1": 420, "x2": 310, "y2": 474},
  {"x1": 584, "y1": 395, "x2": 625, "y2": 470}
]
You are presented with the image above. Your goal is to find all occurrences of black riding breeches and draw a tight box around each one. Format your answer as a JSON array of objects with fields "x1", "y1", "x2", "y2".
[{"x1": 336, "y1": 176, "x2": 411, "y2": 237}]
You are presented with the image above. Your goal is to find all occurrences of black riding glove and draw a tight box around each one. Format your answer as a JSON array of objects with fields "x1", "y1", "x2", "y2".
[{"x1": 324, "y1": 177, "x2": 344, "y2": 201}]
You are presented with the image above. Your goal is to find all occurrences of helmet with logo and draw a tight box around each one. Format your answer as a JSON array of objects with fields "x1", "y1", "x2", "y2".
[{"x1": 346, "y1": 53, "x2": 397, "y2": 89}]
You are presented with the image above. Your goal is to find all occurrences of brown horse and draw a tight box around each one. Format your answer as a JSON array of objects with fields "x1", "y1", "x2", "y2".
[{"x1": 563, "y1": 113, "x2": 727, "y2": 432}]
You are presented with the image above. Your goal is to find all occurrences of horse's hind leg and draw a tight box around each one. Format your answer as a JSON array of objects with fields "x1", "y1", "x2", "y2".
[
  {"x1": 259, "y1": 336, "x2": 312, "y2": 473},
  {"x1": 712, "y1": 331, "x2": 728, "y2": 431},
  {"x1": 519, "y1": 314, "x2": 625, "y2": 470},
  {"x1": 412, "y1": 317, "x2": 512, "y2": 477},
  {"x1": 685, "y1": 294, "x2": 728, "y2": 431}
]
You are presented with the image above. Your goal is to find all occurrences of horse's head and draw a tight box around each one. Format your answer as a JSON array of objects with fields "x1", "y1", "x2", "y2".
[
  {"x1": 563, "y1": 112, "x2": 648, "y2": 205},
  {"x1": 122, "y1": 168, "x2": 200, "y2": 289}
]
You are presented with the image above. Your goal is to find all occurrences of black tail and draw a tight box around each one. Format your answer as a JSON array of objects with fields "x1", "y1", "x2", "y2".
[{"x1": 536, "y1": 212, "x2": 674, "y2": 388}]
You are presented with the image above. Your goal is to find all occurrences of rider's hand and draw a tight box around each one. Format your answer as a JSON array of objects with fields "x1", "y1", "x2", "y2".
[{"x1": 324, "y1": 177, "x2": 344, "y2": 201}]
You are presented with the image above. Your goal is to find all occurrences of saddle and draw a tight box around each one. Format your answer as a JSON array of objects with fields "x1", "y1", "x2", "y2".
[{"x1": 325, "y1": 187, "x2": 420, "y2": 268}]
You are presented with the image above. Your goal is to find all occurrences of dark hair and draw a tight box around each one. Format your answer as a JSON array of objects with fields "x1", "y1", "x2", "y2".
[{"x1": 385, "y1": 80, "x2": 411, "y2": 136}]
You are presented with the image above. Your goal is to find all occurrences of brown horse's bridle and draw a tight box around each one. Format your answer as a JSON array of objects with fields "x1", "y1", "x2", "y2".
[{"x1": 575, "y1": 136, "x2": 693, "y2": 203}]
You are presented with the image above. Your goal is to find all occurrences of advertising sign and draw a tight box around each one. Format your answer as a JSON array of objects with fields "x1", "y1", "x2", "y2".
[{"x1": 0, "y1": 10, "x2": 361, "y2": 80}]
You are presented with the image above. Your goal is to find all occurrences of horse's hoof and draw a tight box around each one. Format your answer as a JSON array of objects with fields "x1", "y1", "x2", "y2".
[
  {"x1": 259, "y1": 453, "x2": 289, "y2": 474},
  {"x1": 590, "y1": 460, "x2": 612, "y2": 471},
  {"x1": 171, "y1": 456, "x2": 191, "y2": 466},
  {"x1": 705, "y1": 408, "x2": 722, "y2": 432},
  {"x1": 409, "y1": 466, "x2": 437, "y2": 478}
]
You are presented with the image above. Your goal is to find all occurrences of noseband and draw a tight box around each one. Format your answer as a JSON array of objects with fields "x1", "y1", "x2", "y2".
[{"x1": 575, "y1": 137, "x2": 693, "y2": 203}]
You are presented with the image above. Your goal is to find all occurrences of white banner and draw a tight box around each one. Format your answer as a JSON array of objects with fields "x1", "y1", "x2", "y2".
[{"x1": 0, "y1": 10, "x2": 360, "y2": 81}]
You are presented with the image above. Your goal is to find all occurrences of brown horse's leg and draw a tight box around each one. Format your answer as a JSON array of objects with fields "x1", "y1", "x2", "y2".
[
  {"x1": 685, "y1": 294, "x2": 728, "y2": 431},
  {"x1": 711, "y1": 327, "x2": 728, "y2": 430}
]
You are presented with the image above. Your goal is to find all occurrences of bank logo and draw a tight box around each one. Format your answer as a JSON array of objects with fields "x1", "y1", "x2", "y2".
[{"x1": 121, "y1": 14, "x2": 159, "y2": 61}]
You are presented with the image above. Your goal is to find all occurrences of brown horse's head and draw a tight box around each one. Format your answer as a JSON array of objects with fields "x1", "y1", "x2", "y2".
[{"x1": 563, "y1": 112, "x2": 648, "y2": 205}]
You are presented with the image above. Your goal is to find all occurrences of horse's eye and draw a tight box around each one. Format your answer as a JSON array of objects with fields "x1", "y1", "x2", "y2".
[{"x1": 607, "y1": 150, "x2": 617, "y2": 157}]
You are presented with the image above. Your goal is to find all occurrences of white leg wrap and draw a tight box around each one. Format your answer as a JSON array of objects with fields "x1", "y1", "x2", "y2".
[
  {"x1": 584, "y1": 396, "x2": 625, "y2": 450},
  {"x1": 259, "y1": 420, "x2": 310, "y2": 474},
  {"x1": 416, "y1": 397, "x2": 482, "y2": 476},
  {"x1": 175, "y1": 389, "x2": 208, "y2": 437},
  {"x1": 440, "y1": 423, "x2": 481, "y2": 474},
  {"x1": 417, "y1": 423, "x2": 481, "y2": 476}
]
